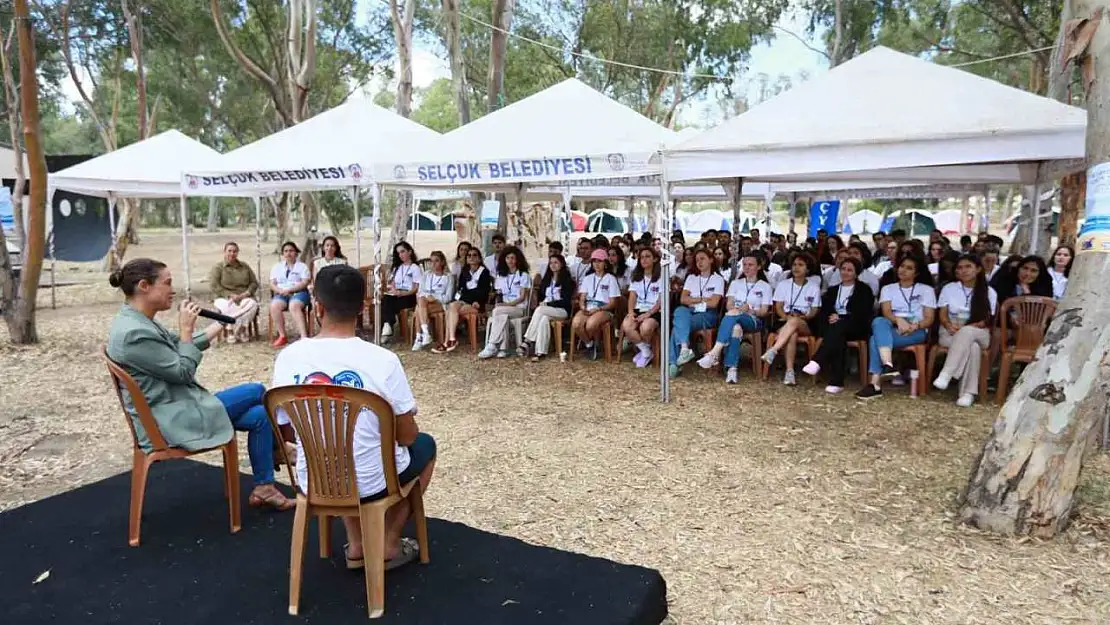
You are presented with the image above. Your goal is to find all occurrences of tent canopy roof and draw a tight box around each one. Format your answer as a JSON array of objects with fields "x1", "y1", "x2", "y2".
[
  {"x1": 666, "y1": 47, "x2": 1087, "y2": 183},
  {"x1": 379, "y1": 78, "x2": 677, "y2": 186},
  {"x1": 49, "y1": 130, "x2": 222, "y2": 198}
]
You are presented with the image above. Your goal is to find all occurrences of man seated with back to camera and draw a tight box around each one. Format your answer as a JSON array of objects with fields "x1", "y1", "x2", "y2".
[{"x1": 271, "y1": 264, "x2": 436, "y2": 571}]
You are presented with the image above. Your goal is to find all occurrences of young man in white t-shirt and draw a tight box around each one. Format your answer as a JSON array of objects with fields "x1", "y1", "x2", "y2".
[{"x1": 271, "y1": 264, "x2": 435, "y2": 571}]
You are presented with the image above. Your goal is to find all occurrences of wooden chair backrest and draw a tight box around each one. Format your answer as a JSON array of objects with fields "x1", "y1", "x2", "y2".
[
  {"x1": 263, "y1": 384, "x2": 401, "y2": 507},
  {"x1": 101, "y1": 347, "x2": 171, "y2": 452},
  {"x1": 999, "y1": 295, "x2": 1057, "y2": 355}
]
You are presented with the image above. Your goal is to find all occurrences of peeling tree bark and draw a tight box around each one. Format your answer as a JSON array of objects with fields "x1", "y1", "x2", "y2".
[{"x1": 960, "y1": 0, "x2": 1110, "y2": 537}]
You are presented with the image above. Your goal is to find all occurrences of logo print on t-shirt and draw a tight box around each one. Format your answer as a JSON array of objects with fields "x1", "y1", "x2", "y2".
[{"x1": 302, "y1": 370, "x2": 365, "y2": 388}]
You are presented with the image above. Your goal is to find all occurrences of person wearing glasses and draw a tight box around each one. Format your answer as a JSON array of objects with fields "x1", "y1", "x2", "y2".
[
  {"x1": 433, "y1": 247, "x2": 493, "y2": 353},
  {"x1": 269, "y1": 241, "x2": 312, "y2": 348}
]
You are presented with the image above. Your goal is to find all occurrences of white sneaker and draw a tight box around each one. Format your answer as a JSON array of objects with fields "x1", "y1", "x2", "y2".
[
  {"x1": 783, "y1": 369, "x2": 797, "y2": 386},
  {"x1": 933, "y1": 372, "x2": 952, "y2": 390},
  {"x1": 825, "y1": 385, "x2": 844, "y2": 394},
  {"x1": 411, "y1": 333, "x2": 425, "y2": 351},
  {"x1": 419, "y1": 333, "x2": 433, "y2": 348},
  {"x1": 725, "y1": 368, "x2": 738, "y2": 384},
  {"x1": 761, "y1": 349, "x2": 776, "y2": 364},
  {"x1": 956, "y1": 394, "x2": 975, "y2": 407},
  {"x1": 676, "y1": 347, "x2": 695, "y2": 366},
  {"x1": 802, "y1": 360, "x2": 820, "y2": 376},
  {"x1": 697, "y1": 353, "x2": 718, "y2": 369},
  {"x1": 381, "y1": 322, "x2": 393, "y2": 337},
  {"x1": 496, "y1": 349, "x2": 509, "y2": 358},
  {"x1": 478, "y1": 344, "x2": 497, "y2": 359}
]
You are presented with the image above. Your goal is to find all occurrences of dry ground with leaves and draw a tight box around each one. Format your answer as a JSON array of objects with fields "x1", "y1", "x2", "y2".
[{"x1": 2, "y1": 230, "x2": 1108, "y2": 625}]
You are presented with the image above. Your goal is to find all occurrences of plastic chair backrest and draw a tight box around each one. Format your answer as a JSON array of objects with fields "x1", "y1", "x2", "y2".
[
  {"x1": 101, "y1": 347, "x2": 171, "y2": 452},
  {"x1": 1000, "y1": 295, "x2": 1057, "y2": 355}
]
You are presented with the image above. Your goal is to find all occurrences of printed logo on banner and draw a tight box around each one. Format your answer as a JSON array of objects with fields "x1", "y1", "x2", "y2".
[
  {"x1": 347, "y1": 164, "x2": 363, "y2": 181},
  {"x1": 393, "y1": 165, "x2": 407, "y2": 181},
  {"x1": 607, "y1": 153, "x2": 626, "y2": 172},
  {"x1": 186, "y1": 175, "x2": 199, "y2": 190}
]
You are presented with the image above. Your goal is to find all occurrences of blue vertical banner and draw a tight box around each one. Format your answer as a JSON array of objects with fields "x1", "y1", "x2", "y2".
[{"x1": 808, "y1": 200, "x2": 840, "y2": 238}]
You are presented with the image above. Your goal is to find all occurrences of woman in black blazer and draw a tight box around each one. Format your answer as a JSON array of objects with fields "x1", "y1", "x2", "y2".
[
  {"x1": 522, "y1": 254, "x2": 576, "y2": 360},
  {"x1": 801, "y1": 256, "x2": 875, "y2": 393},
  {"x1": 434, "y1": 246, "x2": 494, "y2": 353}
]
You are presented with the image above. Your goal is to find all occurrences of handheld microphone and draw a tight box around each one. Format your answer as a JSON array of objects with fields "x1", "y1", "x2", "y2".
[{"x1": 198, "y1": 308, "x2": 238, "y2": 325}]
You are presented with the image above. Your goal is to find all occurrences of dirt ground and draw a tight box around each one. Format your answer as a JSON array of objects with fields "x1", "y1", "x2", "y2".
[{"x1": 2, "y1": 229, "x2": 1108, "y2": 625}]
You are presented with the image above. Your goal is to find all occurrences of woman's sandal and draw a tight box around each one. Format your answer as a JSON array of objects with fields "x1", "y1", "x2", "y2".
[
  {"x1": 248, "y1": 488, "x2": 295, "y2": 512},
  {"x1": 343, "y1": 537, "x2": 419, "y2": 572}
]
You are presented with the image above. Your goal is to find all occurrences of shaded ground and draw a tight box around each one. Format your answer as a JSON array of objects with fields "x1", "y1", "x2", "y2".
[{"x1": 2, "y1": 230, "x2": 1108, "y2": 625}]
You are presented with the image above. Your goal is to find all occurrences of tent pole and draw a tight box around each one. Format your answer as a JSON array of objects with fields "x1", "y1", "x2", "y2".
[
  {"x1": 49, "y1": 228, "x2": 55, "y2": 310},
  {"x1": 983, "y1": 186, "x2": 992, "y2": 233},
  {"x1": 626, "y1": 195, "x2": 635, "y2": 233},
  {"x1": 1030, "y1": 162, "x2": 1046, "y2": 253},
  {"x1": 658, "y1": 159, "x2": 673, "y2": 404},
  {"x1": 763, "y1": 190, "x2": 775, "y2": 236},
  {"x1": 180, "y1": 194, "x2": 191, "y2": 299},
  {"x1": 253, "y1": 196, "x2": 262, "y2": 296},
  {"x1": 561, "y1": 185, "x2": 572, "y2": 250},
  {"x1": 353, "y1": 185, "x2": 361, "y2": 268},
  {"x1": 730, "y1": 178, "x2": 742, "y2": 275},
  {"x1": 371, "y1": 183, "x2": 383, "y2": 345},
  {"x1": 514, "y1": 183, "x2": 526, "y2": 247}
]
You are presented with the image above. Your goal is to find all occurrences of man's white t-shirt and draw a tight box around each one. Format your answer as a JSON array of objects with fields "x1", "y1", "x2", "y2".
[
  {"x1": 880, "y1": 282, "x2": 938, "y2": 323},
  {"x1": 271, "y1": 261, "x2": 311, "y2": 291},
  {"x1": 390, "y1": 263, "x2": 423, "y2": 293},
  {"x1": 494, "y1": 270, "x2": 532, "y2": 308},
  {"x1": 570, "y1": 258, "x2": 592, "y2": 284},
  {"x1": 937, "y1": 282, "x2": 998, "y2": 324},
  {"x1": 578, "y1": 272, "x2": 621, "y2": 311},
  {"x1": 773, "y1": 279, "x2": 821, "y2": 314},
  {"x1": 629, "y1": 275, "x2": 664, "y2": 312},
  {"x1": 271, "y1": 337, "x2": 416, "y2": 497},
  {"x1": 484, "y1": 253, "x2": 499, "y2": 274},
  {"x1": 727, "y1": 278, "x2": 773, "y2": 311}
]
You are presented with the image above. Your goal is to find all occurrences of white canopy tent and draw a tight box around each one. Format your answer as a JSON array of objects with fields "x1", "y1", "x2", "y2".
[{"x1": 47, "y1": 130, "x2": 226, "y2": 292}]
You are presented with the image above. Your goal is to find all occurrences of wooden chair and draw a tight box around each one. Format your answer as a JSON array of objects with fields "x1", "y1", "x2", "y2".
[
  {"x1": 268, "y1": 303, "x2": 314, "y2": 342},
  {"x1": 995, "y1": 296, "x2": 1057, "y2": 404},
  {"x1": 615, "y1": 327, "x2": 660, "y2": 365},
  {"x1": 813, "y1": 338, "x2": 869, "y2": 386},
  {"x1": 102, "y1": 348, "x2": 240, "y2": 547},
  {"x1": 761, "y1": 313, "x2": 818, "y2": 381},
  {"x1": 264, "y1": 385, "x2": 430, "y2": 619},
  {"x1": 217, "y1": 315, "x2": 260, "y2": 344},
  {"x1": 895, "y1": 343, "x2": 929, "y2": 396},
  {"x1": 926, "y1": 342, "x2": 992, "y2": 400},
  {"x1": 569, "y1": 316, "x2": 614, "y2": 362}
]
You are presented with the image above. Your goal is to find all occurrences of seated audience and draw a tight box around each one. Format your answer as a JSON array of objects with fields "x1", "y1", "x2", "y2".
[
  {"x1": 380, "y1": 241, "x2": 423, "y2": 340},
  {"x1": 312, "y1": 235, "x2": 347, "y2": 283},
  {"x1": 108, "y1": 258, "x2": 292, "y2": 510},
  {"x1": 523, "y1": 254, "x2": 575, "y2": 361},
  {"x1": 571, "y1": 249, "x2": 621, "y2": 360},
  {"x1": 801, "y1": 256, "x2": 875, "y2": 394},
  {"x1": 933, "y1": 254, "x2": 998, "y2": 407},
  {"x1": 622, "y1": 247, "x2": 665, "y2": 368},
  {"x1": 450, "y1": 241, "x2": 472, "y2": 278},
  {"x1": 484, "y1": 233, "x2": 506, "y2": 273},
  {"x1": 669, "y1": 248, "x2": 725, "y2": 378},
  {"x1": 269, "y1": 241, "x2": 312, "y2": 347},
  {"x1": 479, "y1": 246, "x2": 532, "y2": 359},
  {"x1": 761, "y1": 253, "x2": 822, "y2": 386},
  {"x1": 856, "y1": 255, "x2": 936, "y2": 400},
  {"x1": 1047, "y1": 245, "x2": 1073, "y2": 300},
  {"x1": 412, "y1": 251, "x2": 456, "y2": 351},
  {"x1": 208, "y1": 241, "x2": 260, "y2": 343},
  {"x1": 434, "y1": 246, "x2": 493, "y2": 353},
  {"x1": 272, "y1": 265, "x2": 434, "y2": 570},
  {"x1": 698, "y1": 253, "x2": 772, "y2": 383}
]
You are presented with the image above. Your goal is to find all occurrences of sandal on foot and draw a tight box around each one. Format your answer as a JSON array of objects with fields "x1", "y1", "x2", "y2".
[
  {"x1": 344, "y1": 543, "x2": 365, "y2": 570},
  {"x1": 248, "y1": 488, "x2": 295, "y2": 512},
  {"x1": 385, "y1": 537, "x2": 420, "y2": 571}
]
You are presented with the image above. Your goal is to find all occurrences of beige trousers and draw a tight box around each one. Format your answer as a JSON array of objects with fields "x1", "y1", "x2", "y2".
[
  {"x1": 938, "y1": 325, "x2": 991, "y2": 397},
  {"x1": 486, "y1": 306, "x2": 525, "y2": 349},
  {"x1": 215, "y1": 297, "x2": 259, "y2": 329},
  {"x1": 523, "y1": 305, "x2": 568, "y2": 355}
]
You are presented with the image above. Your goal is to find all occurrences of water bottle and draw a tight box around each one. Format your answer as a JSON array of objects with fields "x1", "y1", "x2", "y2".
[{"x1": 909, "y1": 370, "x2": 920, "y2": 398}]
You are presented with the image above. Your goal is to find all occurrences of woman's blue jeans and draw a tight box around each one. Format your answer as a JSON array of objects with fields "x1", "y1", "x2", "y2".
[
  {"x1": 671, "y1": 306, "x2": 719, "y2": 363},
  {"x1": 715, "y1": 313, "x2": 762, "y2": 368},
  {"x1": 868, "y1": 318, "x2": 927, "y2": 374},
  {"x1": 214, "y1": 382, "x2": 275, "y2": 486}
]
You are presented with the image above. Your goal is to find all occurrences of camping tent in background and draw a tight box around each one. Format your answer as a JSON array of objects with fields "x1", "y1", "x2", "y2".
[
  {"x1": 439, "y1": 213, "x2": 454, "y2": 230},
  {"x1": 408, "y1": 210, "x2": 439, "y2": 231},
  {"x1": 931, "y1": 208, "x2": 973, "y2": 234},
  {"x1": 881, "y1": 209, "x2": 936, "y2": 236},
  {"x1": 686, "y1": 209, "x2": 732, "y2": 234},
  {"x1": 586, "y1": 208, "x2": 627, "y2": 234},
  {"x1": 844, "y1": 209, "x2": 885, "y2": 235},
  {"x1": 570, "y1": 210, "x2": 588, "y2": 231}
]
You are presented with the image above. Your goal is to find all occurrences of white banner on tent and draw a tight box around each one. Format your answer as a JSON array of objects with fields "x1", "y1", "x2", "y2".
[
  {"x1": 181, "y1": 163, "x2": 367, "y2": 195},
  {"x1": 376, "y1": 151, "x2": 657, "y2": 186}
]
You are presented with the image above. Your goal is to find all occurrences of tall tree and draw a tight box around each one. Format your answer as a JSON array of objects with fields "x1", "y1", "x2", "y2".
[
  {"x1": 1, "y1": 0, "x2": 48, "y2": 343},
  {"x1": 1, "y1": 21, "x2": 26, "y2": 257},
  {"x1": 388, "y1": 0, "x2": 416, "y2": 247},
  {"x1": 441, "y1": 0, "x2": 470, "y2": 125},
  {"x1": 487, "y1": 0, "x2": 515, "y2": 112},
  {"x1": 960, "y1": 0, "x2": 1108, "y2": 537}
]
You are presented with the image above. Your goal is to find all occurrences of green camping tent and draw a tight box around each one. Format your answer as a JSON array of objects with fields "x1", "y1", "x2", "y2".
[{"x1": 888, "y1": 211, "x2": 936, "y2": 237}]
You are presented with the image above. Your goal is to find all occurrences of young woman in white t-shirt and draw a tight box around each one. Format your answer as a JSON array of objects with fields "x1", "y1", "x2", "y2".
[
  {"x1": 761, "y1": 253, "x2": 822, "y2": 385},
  {"x1": 933, "y1": 254, "x2": 997, "y2": 407},
  {"x1": 479, "y1": 246, "x2": 532, "y2": 359},
  {"x1": 1047, "y1": 245, "x2": 1073, "y2": 300},
  {"x1": 572, "y1": 249, "x2": 621, "y2": 360},
  {"x1": 268, "y1": 240, "x2": 312, "y2": 347},
  {"x1": 381, "y1": 242, "x2": 423, "y2": 340},
  {"x1": 713, "y1": 247, "x2": 733, "y2": 283},
  {"x1": 412, "y1": 251, "x2": 456, "y2": 351},
  {"x1": 450, "y1": 241, "x2": 472, "y2": 278},
  {"x1": 608, "y1": 245, "x2": 632, "y2": 291},
  {"x1": 668, "y1": 248, "x2": 725, "y2": 378},
  {"x1": 856, "y1": 255, "x2": 937, "y2": 400},
  {"x1": 621, "y1": 247, "x2": 665, "y2": 367},
  {"x1": 697, "y1": 254, "x2": 772, "y2": 383}
]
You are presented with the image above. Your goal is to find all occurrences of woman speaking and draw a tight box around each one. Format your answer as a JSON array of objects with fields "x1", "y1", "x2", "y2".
[{"x1": 106, "y1": 258, "x2": 293, "y2": 511}]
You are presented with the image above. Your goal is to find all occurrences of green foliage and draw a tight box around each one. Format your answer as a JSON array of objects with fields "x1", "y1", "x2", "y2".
[{"x1": 411, "y1": 78, "x2": 459, "y2": 132}]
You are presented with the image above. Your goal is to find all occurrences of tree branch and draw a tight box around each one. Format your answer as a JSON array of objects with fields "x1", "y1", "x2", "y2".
[{"x1": 209, "y1": 0, "x2": 288, "y2": 124}]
